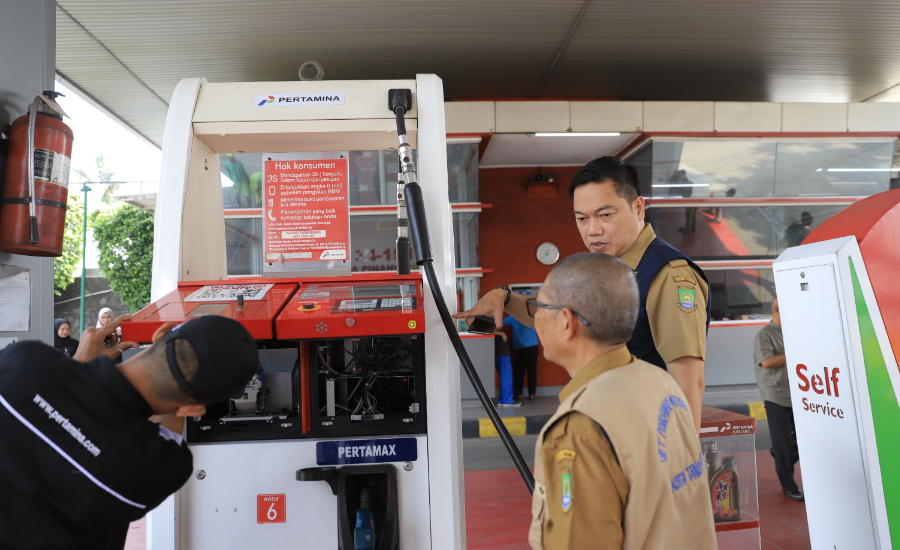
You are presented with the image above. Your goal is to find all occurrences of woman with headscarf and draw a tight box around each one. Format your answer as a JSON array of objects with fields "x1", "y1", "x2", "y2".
[
  {"x1": 96, "y1": 308, "x2": 122, "y2": 343},
  {"x1": 53, "y1": 319, "x2": 79, "y2": 357}
]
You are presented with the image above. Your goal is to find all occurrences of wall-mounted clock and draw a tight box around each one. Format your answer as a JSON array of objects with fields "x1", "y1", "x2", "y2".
[{"x1": 536, "y1": 242, "x2": 560, "y2": 265}]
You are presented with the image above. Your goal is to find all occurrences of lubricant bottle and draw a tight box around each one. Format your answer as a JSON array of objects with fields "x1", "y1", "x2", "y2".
[
  {"x1": 705, "y1": 441, "x2": 722, "y2": 483},
  {"x1": 710, "y1": 456, "x2": 741, "y2": 522},
  {"x1": 701, "y1": 441, "x2": 711, "y2": 480}
]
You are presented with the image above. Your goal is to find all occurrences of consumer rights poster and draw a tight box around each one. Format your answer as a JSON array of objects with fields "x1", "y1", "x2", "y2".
[{"x1": 263, "y1": 153, "x2": 350, "y2": 266}]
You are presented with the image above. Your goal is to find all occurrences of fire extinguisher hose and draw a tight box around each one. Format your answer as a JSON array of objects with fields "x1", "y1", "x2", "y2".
[{"x1": 25, "y1": 95, "x2": 42, "y2": 244}]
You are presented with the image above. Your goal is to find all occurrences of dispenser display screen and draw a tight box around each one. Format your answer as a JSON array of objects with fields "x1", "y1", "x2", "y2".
[
  {"x1": 301, "y1": 283, "x2": 415, "y2": 299},
  {"x1": 332, "y1": 297, "x2": 416, "y2": 313}
]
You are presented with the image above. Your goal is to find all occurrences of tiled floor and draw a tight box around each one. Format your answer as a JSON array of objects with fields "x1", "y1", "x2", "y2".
[
  {"x1": 756, "y1": 452, "x2": 809, "y2": 550},
  {"x1": 465, "y1": 450, "x2": 809, "y2": 550},
  {"x1": 127, "y1": 450, "x2": 809, "y2": 549}
]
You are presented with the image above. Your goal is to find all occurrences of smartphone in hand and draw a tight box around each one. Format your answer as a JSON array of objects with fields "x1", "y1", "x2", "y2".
[{"x1": 468, "y1": 315, "x2": 496, "y2": 335}]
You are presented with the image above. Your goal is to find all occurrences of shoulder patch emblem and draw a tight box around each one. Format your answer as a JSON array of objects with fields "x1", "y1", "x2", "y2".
[
  {"x1": 561, "y1": 468, "x2": 573, "y2": 513},
  {"x1": 673, "y1": 275, "x2": 697, "y2": 285},
  {"x1": 677, "y1": 287, "x2": 696, "y2": 312},
  {"x1": 555, "y1": 449, "x2": 576, "y2": 463}
]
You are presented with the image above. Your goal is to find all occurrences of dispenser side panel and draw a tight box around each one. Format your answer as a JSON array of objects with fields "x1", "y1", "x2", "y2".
[{"x1": 775, "y1": 263, "x2": 878, "y2": 549}]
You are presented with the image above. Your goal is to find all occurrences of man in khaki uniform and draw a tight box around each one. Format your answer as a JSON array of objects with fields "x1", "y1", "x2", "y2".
[
  {"x1": 455, "y1": 156, "x2": 709, "y2": 432},
  {"x1": 526, "y1": 253, "x2": 716, "y2": 549}
]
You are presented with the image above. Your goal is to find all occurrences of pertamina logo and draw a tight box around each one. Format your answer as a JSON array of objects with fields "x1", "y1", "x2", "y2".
[
  {"x1": 253, "y1": 93, "x2": 345, "y2": 107},
  {"x1": 320, "y1": 249, "x2": 347, "y2": 260}
]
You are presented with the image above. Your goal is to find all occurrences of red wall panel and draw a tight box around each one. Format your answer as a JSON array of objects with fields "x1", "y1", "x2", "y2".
[{"x1": 480, "y1": 166, "x2": 586, "y2": 388}]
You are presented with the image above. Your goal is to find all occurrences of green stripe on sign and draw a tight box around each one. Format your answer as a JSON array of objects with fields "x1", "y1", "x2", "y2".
[{"x1": 850, "y1": 256, "x2": 900, "y2": 542}]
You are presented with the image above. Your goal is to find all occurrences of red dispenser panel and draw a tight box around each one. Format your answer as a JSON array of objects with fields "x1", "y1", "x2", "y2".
[
  {"x1": 122, "y1": 281, "x2": 299, "y2": 343},
  {"x1": 276, "y1": 274, "x2": 425, "y2": 339}
]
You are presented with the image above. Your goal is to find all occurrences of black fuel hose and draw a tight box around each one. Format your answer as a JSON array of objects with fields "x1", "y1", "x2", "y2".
[
  {"x1": 405, "y1": 181, "x2": 535, "y2": 494},
  {"x1": 390, "y1": 90, "x2": 533, "y2": 494}
]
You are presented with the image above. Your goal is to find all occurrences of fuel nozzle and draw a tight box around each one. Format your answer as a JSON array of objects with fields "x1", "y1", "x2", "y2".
[{"x1": 354, "y1": 486, "x2": 375, "y2": 550}]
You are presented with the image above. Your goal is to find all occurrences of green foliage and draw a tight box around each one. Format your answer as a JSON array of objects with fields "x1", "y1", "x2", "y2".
[
  {"x1": 53, "y1": 193, "x2": 84, "y2": 296},
  {"x1": 91, "y1": 205, "x2": 154, "y2": 312},
  {"x1": 74, "y1": 154, "x2": 119, "y2": 203}
]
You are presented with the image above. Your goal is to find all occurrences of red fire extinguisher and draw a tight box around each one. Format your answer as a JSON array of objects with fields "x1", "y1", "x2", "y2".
[{"x1": 0, "y1": 91, "x2": 74, "y2": 256}]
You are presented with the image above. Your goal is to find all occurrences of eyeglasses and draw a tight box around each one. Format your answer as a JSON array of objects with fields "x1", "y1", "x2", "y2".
[{"x1": 525, "y1": 299, "x2": 591, "y2": 326}]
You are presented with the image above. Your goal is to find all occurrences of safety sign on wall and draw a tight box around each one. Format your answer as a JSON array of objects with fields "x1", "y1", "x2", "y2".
[{"x1": 263, "y1": 153, "x2": 350, "y2": 268}]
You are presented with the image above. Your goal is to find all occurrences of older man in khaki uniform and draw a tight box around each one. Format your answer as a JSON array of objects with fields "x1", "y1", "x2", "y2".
[{"x1": 526, "y1": 253, "x2": 716, "y2": 550}]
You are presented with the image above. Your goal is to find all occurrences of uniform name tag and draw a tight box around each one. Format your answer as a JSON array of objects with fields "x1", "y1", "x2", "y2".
[{"x1": 316, "y1": 438, "x2": 417, "y2": 465}]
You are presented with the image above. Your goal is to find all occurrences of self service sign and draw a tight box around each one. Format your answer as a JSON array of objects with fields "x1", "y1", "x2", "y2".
[{"x1": 775, "y1": 236, "x2": 900, "y2": 550}]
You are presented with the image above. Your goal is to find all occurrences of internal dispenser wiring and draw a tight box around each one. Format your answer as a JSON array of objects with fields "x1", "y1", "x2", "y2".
[{"x1": 312, "y1": 335, "x2": 423, "y2": 434}]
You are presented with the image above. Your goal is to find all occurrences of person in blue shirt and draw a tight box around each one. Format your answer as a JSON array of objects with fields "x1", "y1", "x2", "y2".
[
  {"x1": 494, "y1": 330, "x2": 519, "y2": 407},
  {"x1": 505, "y1": 310, "x2": 540, "y2": 400}
]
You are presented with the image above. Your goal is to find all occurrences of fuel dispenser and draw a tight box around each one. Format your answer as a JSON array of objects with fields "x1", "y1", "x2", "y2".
[
  {"x1": 120, "y1": 76, "x2": 527, "y2": 550},
  {"x1": 772, "y1": 190, "x2": 900, "y2": 549}
]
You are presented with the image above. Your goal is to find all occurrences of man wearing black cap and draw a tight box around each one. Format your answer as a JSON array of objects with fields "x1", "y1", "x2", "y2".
[{"x1": 0, "y1": 314, "x2": 259, "y2": 549}]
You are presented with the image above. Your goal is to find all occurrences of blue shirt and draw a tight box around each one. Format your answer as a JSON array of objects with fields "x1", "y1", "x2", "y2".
[{"x1": 504, "y1": 316, "x2": 538, "y2": 350}]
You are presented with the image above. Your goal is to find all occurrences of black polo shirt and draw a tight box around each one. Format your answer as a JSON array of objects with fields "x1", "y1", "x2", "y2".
[{"x1": 0, "y1": 341, "x2": 193, "y2": 549}]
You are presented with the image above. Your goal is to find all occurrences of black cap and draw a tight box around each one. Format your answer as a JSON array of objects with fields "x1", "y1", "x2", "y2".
[{"x1": 164, "y1": 315, "x2": 258, "y2": 403}]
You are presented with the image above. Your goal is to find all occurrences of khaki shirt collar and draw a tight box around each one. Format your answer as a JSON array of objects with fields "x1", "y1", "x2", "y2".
[
  {"x1": 619, "y1": 223, "x2": 656, "y2": 271},
  {"x1": 559, "y1": 345, "x2": 635, "y2": 403}
]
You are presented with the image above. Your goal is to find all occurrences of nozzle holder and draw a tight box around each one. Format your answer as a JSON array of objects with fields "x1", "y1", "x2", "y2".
[
  {"x1": 297, "y1": 464, "x2": 399, "y2": 550},
  {"x1": 388, "y1": 89, "x2": 412, "y2": 113}
]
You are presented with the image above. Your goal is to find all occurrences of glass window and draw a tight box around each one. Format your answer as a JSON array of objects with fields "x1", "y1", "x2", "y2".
[
  {"x1": 629, "y1": 144, "x2": 654, "y2": 197},
  {"x1": 225, "y1": 217, "x2": 263, "y2": 276},
  {"x1": 650, "y1": 205, "x2": 841, "y2": 259},
  {"x1": 349, "y1": 215, "x2": 410, "y2": 272},
  {"x1": 773, "y1": 141, "x2": 893, "y2": 197},
  {"x1": 648, "y1": 140, "x2": 893, "y2": 199},
  {"x1": 349, "y1": 150, "x2": 397, "y2": 206},
  {"x1": 454, "y1": 212, "x2": 479, "y2": 268},
  {"x1": 457, "y1": 276, "x2": 482, "y2": 327},
  {"x1": 346, "y1": 213, "x2": 479, "y2": 272},
  {"x1": 707, "y1": 268, "x2": 775, "y2": 321},
  {"x1": 222, "y1": 143, "x2": 481, "y2": 276},
  {"x1": 220, "y1": 153, "x2": 264, "y2": 209},
  {"x1": 447, "y1": 142, "x2": 480, "y2": 203},
  {"x1": 221, "y1": 143, "x2": 478, "y2": 208}
]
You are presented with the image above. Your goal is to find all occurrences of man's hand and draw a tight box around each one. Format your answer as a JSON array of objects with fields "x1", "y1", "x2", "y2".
[
  {"x1": 453, "y1": 287, "x2": 535, "y2": 330},
  {"x1": 453, "y1": 288, "x2": 509, "y2": 328},
  {"x1": 73, "y1": 314, "x2": 138, "y2": 363}
]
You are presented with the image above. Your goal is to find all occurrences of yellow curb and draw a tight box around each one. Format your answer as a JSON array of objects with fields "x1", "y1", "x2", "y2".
[
  {"x1": 479, "y1": 416, "x2": 527, "y2": 438},
  {"x1": 748, "y1": 401, "x2": 768, "y2": 421}
]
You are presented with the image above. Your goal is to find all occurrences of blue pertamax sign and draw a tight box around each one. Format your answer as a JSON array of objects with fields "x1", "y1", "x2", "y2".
[{"x1": 316, "y1": 438, "x2": 418, "y2": 465}]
